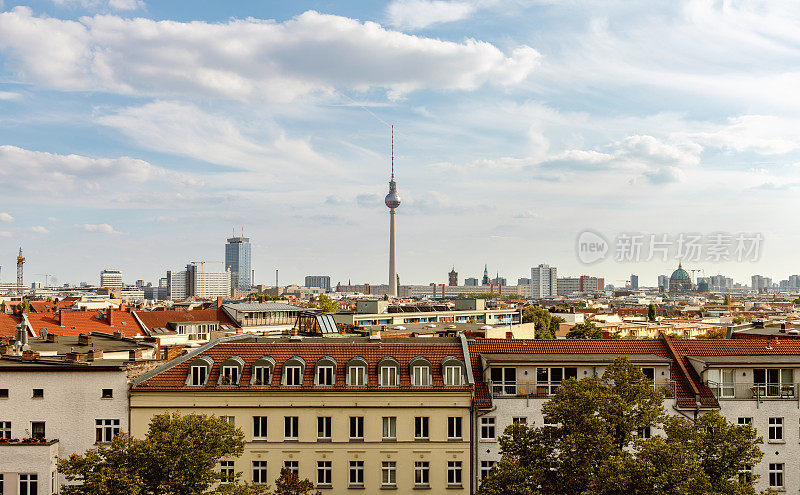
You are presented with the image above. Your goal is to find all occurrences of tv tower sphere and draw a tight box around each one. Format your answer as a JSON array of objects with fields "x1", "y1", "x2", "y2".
[{"x1": 385, "y1": 182, "x2": 401, "y2": 208}]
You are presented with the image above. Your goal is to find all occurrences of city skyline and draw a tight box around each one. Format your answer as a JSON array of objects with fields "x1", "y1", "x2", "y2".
[{"x1": 2, "y1": 1, "x2": 800, "y2": 286}]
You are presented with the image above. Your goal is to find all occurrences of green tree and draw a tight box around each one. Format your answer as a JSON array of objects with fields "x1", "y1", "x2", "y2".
[
  {"x1": 273, "y1": 468, "x2": 321, "y2": 495},
  {"x1": 59, "y1": 413, "x2": 246, "y2": 495},
  {"x1": 213, "y1": 482, "x2": 272, "y2": 495},
  {"x1": 15, "y1": 297, "x2": 31, "y2": 313},
  {"x1": 547, "y1": 316, "x2": 565, "y2": 339},
  {"x1": 308, "y1": 294, "x2": 339, "y2": 313},
  {"x1": 565, "y1": 321, "x2": 601, "y2": 339},
  {"x1": 522, "y1": 307, "x2": 554, "y2": 338},
  {"x1": 724, "y1": 294, "x2": 731, "y2": 306},
  {"x1": 648, "y1": 303, "x2": 657, "y2": 321},
  {"x1": 477, "y1": 358, "x2": 763, "y2": 495}
]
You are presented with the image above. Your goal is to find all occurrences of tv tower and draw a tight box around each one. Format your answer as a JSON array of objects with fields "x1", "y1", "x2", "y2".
[{"x1": 385, "y1": 125, "x2": 401, "y2": 297}]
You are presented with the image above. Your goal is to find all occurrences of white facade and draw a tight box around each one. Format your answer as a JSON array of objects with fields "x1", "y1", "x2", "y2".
[
  {"x1": 0, "y1": 365, "x2": 129, "y2": 490},
  {"x1": 531, "y1": 264, "x2": 557, "y2": 298},
  {"x1": 99, "y1": 269, "x2": 123, "y2": 288}
]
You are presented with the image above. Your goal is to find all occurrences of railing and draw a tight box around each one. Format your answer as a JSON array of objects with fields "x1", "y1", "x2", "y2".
[
  {"x1": 707, "y1": 381, "x2": 799, "y2": 401},
  {"x1": 488, "y1": 380, "x2": 675, "y2": 399}
]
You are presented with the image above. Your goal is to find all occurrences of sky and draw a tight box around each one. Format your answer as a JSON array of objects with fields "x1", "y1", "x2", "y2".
[{"x1": 1, "y1": 0, "x2": 800, "y2": 288}]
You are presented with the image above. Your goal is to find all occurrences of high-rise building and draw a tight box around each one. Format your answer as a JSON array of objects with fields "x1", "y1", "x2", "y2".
[
  {"x1": 531, "y1": 264, "x2": 557, "y2": 298},
  {"x1": 482, "y1": 265, "x2": 490, "y2": 285},
  {"x1": 751, "y1": 275, "x2": 772, "y2": 292},
  {"x1": 385, "y1": 126, "x2": 401, "y2": 298},
  {"x1": 658, "y1": 275, "x2": 670, "y2": 292},
  {"x1": 518, "y1": 277, "x2": 531, "y2": 286},
  {"x1": 166, "y1": 270, "x2": 187, "y2": 300},
  {"x1": 630, "y1": 274, "x2": 639, "y2": 290},
  {"x1": 788, "y1": 275, "x2": 800, "y2": 289},
  {"x1": 305, "y1": 275, "x2": 331, "y2": 291},
  {"x1": 100, "y1": 269, "x2": 123, "y2": 288},
  {"x1": 225, "y1": 236, "x2": 252, "y2": 291},
  {"x1": 187, "y1": 264, "x2": 231, "y2": 299},
  {"x1": 490, "y1": 274, "x2": 507, "y2": 286},
  {"x1": 448, "y1": 267, "x2": 458, "y2": 286},
  {"x1": 464, "y1": 277, "x2": 479, "y2": 286}
]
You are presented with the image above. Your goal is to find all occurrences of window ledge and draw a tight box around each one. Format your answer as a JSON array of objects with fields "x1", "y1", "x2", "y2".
[
  {"x1": 316, "y1": 484, "x2": 332, "y2": 490},
  {"x1": 381, "y1": 485, "x2": 398, "y2": 490},
  {"x1": 349, "y1": 438, "x2": 364, "y2": 442},
  {"x1": 348, "y1": 485, "x2": 365, "y2": 490},
  {"x1": 317, "y1": 438, "x2": 332, "y2": 443},
  {"x1": 413, "y1": 485, "x2": 431, "y2": 490},
  {"x1": 768, "y1": 440, "x2": 786, "y2": 444},
  {"x1": 414, "y1": 438, "x2": 430, "y2": 442},
  {"x1": 447, "y1": 438, "x2": 463, "y2": 442},
  {"x1": 382, "y1": 438, "x2": 397, "y2": 442},
  {"x1": 446, "y1": 485, "x2": 464, "y2": 489},
  {"x1": 284, "y1": 439, "x2": 299, "y2": 443}
]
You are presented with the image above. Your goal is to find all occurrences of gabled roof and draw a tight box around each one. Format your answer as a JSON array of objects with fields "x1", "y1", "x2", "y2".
[
  {"x1": 24, "y1": 310, "x2": 145, "y2": 338},
  {"x1": 134, "y1": 309, "x2": 240, "y2": 333},
  {"x1": 0, "y1": 313, "x2": 22, "y2": 337}
]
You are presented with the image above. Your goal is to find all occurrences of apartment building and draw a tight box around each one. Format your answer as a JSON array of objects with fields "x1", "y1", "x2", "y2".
[
  {"x1": 131, "y1": 335, "x2": 474, "y2": 493},
  {"x1": 466, "y1": 337, "x2": 800, "y2": 493},
  {"x1": 333, "y1": 299, "x2": 520, "y2": 328}
]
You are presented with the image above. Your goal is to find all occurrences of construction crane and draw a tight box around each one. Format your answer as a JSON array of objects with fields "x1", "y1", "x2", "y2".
[
  {"x1": 16, "y1": 248, "x2": 25, "y2": 297},
  {"x1": 690, "y1": 269, "x2": 702, "y2": 286},
  {"x1": 615, "y1": 279, "x2": 631, "y2": 290},
  {"x1": 189, "y1": 261, "x2": 224, "y2": 299},
  {"x1": 34, "y1": 273, "x2": 52, "y2": 288}
]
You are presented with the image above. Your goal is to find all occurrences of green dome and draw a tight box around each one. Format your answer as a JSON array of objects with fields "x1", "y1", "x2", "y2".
[{"x1": 670, "y1": 263, "x2": 690, "y2": 281}]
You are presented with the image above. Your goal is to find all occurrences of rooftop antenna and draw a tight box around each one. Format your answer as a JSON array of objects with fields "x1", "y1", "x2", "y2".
[{"x1": 391, "y1": 124, "x2": 394, "y2": 180}]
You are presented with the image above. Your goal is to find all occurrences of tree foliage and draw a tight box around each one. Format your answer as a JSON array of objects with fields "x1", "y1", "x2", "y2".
[
  {"x1": 308, "y1": 294, "x2": 339, "y2": 313},
  {"x1": 478, "y1": 358, "x2": 763, "y2": 495},
  {"x1": 523, "y1": 307, "x2": 557, "y2": 338},
  {"x1": 648, "y1": 303, "x2": 657, "y2": 322},
  {"x1": 565, "y1": 321, "x2": 602, "y2": 339},
  {"x1": 273, "y1": 468, "x2": 321, "y2": 495}
]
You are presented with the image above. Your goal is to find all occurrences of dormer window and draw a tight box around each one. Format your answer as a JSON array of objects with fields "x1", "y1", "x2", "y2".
[
  {"x1": 282, "y1": 357, "x2": 305, "y2": 386},
  {"x1": 218, "y1": 356, "x2": 244, "y2": 386},
  {"x1": 186, "y1": 356, "x2": 213, "y2": 386},
  {"x1": 251, "y1": 356, "x2": 275, "y2": 386},
  {"x1": 708, "y1": 368, "x2": 735, "y2": 398},
  {"x1": 442, "y1": 357, "x2": 466, "y2": 386},
  {"x1": 410, "y1": 357, "x2": 432, "y2": 386},
  {"x1": 191, "y1": 366, "x2": 207, "y2": 385},
  {"x1": 378, "y1": 356, "x2": 399, "y2": 387},
  {"x1": 315, "y1": 357, "x2": 337, "y2": 386},
  {"x1": 347, "y1": 357, "x2": 368, "y2": 386}
]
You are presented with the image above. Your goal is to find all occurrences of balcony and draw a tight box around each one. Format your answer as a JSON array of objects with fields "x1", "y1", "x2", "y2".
[
  {"x1": 707, "y1": 381, "x2": 799, "y2": 401},
  {"x1": 489, "y1": 380, "x2": 675, "y2": 399}
]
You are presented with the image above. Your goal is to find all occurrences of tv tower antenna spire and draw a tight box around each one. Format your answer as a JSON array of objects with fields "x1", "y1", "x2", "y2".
[{"x1": 385, "y1": 125, "x2": 401, "y2": 297}]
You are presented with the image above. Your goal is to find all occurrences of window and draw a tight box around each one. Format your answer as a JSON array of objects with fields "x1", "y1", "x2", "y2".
[
  {"x1": 641, "y1": 367, "x2": 655, "y2": 381},
  {"x1": 415, "y1": 417, "x2": 429, "y2": 440},
  {"x1": 349, "y1": 460, "x2": 364, "y2": 486},
  {"x1": 221, "y1": 366, "x2": 239, "y2": 385},
  {"x1": 52, "y1": 470, "x2": 56, "y2": 494},
  {"x1": 444, "y1": 365, "x2": 462, "y2": 386},
  {"x1": 769, "y1": 463, "x2": 784, "y2": 488},
  {"x1": 380, "y1": 366, "x2": 398, "y2": 387},
  {"x1": 284, "y1": 461, "x2": 298, "y2": 476},
  {"x1": 317, "y1": 365, "x2": 335, "y2": 386},
  {"x1": 754, "y1": 368, "x2": 794, "y2": 397},
  {"x1": 32, "y1": 388, "x2": 44, "y2": 398},
  {"x1": 317, "y1": 417, "x2": 331, "y2": 441},
  {"x1": 252, "y1": 461, "x2": 268, "y2": 484},
  {"x1": 220, "y1": 460, "x2": 235, "y2": 484},
  {"x1": 101, "y1": 389, "x2": 113, "y2": 399},
  {"x1": 222, "y1": 416, "x2": 235, "y2": 426},
  {"x1": 480, "y1": 461, "x2": 496, "y2": 480},
  {"x1": 382, "y1": 416, "x2": 396, "y2": 440},
  {"x1": 284, "y1": 366, "x2": 302, "y2": 386},
  {"x1": 481, "y1": 417, "x2": 496, "y2": 440},
  {"x1": 31, "y1": 421, "x2": 45, "y2": 439},
  {"x1": 737, "y1": 417, "x2": 752, "y2": 426},
  {"x1": 637, "y1": 426, "x2": 651, "y2": 439},
  {"x1": 190, "y1": 366, "x2": 207, "y2": 386},
  {"x1": 0, "y1": 421, "x2": 10, "y2": 439},
  {"x1": 317, "y1": 461, "x2": 332, "y2": 486},
  {"x1": 0, "y1": 388, "x2": 7, "y2": 398},
  {"x1": 95, "y1": 419, "x2": 120, "y2": 443},
  {"x1": 448, "y1": 416, "x2": 462, "y2": 439},
  {"x1": 348, "y1": 366, "x2": 366, "y2": 386},
  {"x1": 284, "y1": 417, "x2": 299, "y2": 440},
  {"x1": 447, "y1": 461, "x2": 462, "y2": 486},
  {"x1": 412, "y1": 366, "x2": 431, "y2": 386},
  {"x1": 738, "y1": 465, "x2": 753, "y2": 485},
  {"x1": 349, "y1": 416, "x2": 364, "y2": 440},
  {"x1": 19, "y1": 474, "x2": 37, "y2": 495},
  {"x1": 382, "y1": 461, "x2": 396, "y2": 487},
  {"x1": 253, "y1": 416, "x2": 268, "y2": 440},
  {"x1": 414, "y1": 461, "x2": 430, "y2": 486},
  {"x1": 769, "y1": 417, "x2": 783, "y2": 441},
  {"x1": 490, "y1": 367, "x2": 517, "y2": 395},
  {"x1": 512, "y1": 417, "x2": 527, "y2": 425},
  {"x1": 252, "y1": 366, "x2": 271, "y2": 385},
  {"x1": 536, "y1": 367, "x2": 578, "y2": 395},
  {"x1": 707, "y1": 368, "x2": 735, "y2": 398}
]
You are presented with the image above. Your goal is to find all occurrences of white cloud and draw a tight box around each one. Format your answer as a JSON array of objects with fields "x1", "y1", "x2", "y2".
[
  {"x1": 0, "y1": 91, "x2": 21, "y2": 101},
  {"x1": 643, "y1": 166, "x2": 686, "y2": 184},
  {"x1": 79, "y1": 223, "x2": 122, "y2": 234},
  {"x1": 0, "y1": 7, "x2": 538, "y2": 102},
  {"x1": 107, "y1": 0, "x2": 144, "y2": 10},
  {"x1": 50, "y1": 0, "x2": 144, "y2": 10},
  {"x1": 0, "y1": 231, "x2": 12, "y2": 238},
  {"x1": 0, "y1": 212, "x2": 13, "y2": 222},
  {"x1": 30, "y1": 225, "x2": 49, "y2": 234},
  {"x1": 387, "y1": 0, "x2": 477, "y2": 30}
]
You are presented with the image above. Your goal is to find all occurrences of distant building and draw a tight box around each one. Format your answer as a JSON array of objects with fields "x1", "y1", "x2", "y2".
[
  {"x1": 187, "y1": 264, "x2": 231, "y2": 299},
  {"x1": 658, "y1": 275, "x2": 670, "y2": 292},
  {"x1": 449, "y1": 267, "x2": 458, "y2": 286},
  {"x1": 225, "y1": 236, "x2": 252, "y2": 291},
  {"x1": 490, "y1": 275, "x2": 506, "y2": 286},
  {"x1": 166, "y1": 270, "x2": 187, "y2": 300},
  {"x1": 789, "y1": 274, "x2": 800, "y2": 289},
  {"x1": 482, "y1": 265, "x2": 490, "y2": 285},
  {"x1": 135, "y1": 279, "x2": 145, "y2": 288},
  {"x1": 464, "y1": 277, "x2": 479, "y2": 286},
  {"x1": 630, "y1": 274, "x2": 639, "y2": 290},
  {"x1": 305, "y1": 275, "x2": 331, "y2": 291},
  {"x1": 517, "y1": 277, "x2": 531, "y2": 286},
  {"x1": 556, "y1": 275, "x2": 604, "y2": 296},
  {"x1": 709, "y1": 275, "x2": 733, "y2": 291},
  {"x1": 531, "y1": 264, "x2": 557, "y2": 298},
  {"x1": 751, "y1": 275, "x2": 772, "y2": 292},
  {"x1": 100, "y1": 269, "x2": 123, "y2": 288},
  {"x1": 669, "y1": 263, "x2": 692, "y2": 293}
]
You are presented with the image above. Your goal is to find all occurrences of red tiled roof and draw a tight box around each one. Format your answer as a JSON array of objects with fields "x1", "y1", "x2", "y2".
[
  {"x1": 135, "y1": 341, "x2": 468, "y2": 391},
  {"x1": 134, "y1": 309, "x2": 240, "y2": 332},
  {"x1": 25, "y1": 310, "x2": 145, "y2": 338},
  {"x1": 0, "y1": 313, "x2": 22, "y2": 337},
  {"x1": 28, "y1": 300, "x2": 73, "y2": 313}
]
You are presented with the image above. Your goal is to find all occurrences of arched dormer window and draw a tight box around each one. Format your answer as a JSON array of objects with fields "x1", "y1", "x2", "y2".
[
  {"x1": 218, "y1": 356, "x2": 245, "y2": 386},
  {"x1": 409, "y1": 356, "x2": 432, "y2": 387},
  {"x1": 441, "y1": 356, "x2": 466, "y2": 386},
  {"x1": 251, "y1": 356, "x2": 275, "y2": 386},
  {"x1": 282, "y1": 356, "x2": 306, "y2": 386},
  {"x1": 185, "y1": 356, "x2": 213, "y2": 386},
  {"x1": 346, "y1": 356, "x2": 368, "y2": 386},
  {"x1": 315, "y1": 356, "x2": 337, "y2": 386},
  {"x1": 378, "y1": 356, "x2": 400, "y2": 387}
]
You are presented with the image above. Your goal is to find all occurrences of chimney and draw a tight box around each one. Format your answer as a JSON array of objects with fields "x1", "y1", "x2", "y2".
[
  {"x1": 128, "y1": 349, "x2": 143, "y2": 361},
  {"x1": 77, "y1": 334, "x2": 92, "y2": 346},
  {"x1": 107, "y1": 308, "x2": 114, "y2": 326},
  {"x1": 113, "y1": 331, "x2": 124, "y2": 339},
  {"x1": 46, "y1": 333, "x2": 58, "y2": 343},
  {"x1": 217, "y1": 296, "x2": 223, "y2": 308},
  {"x1": 369, "y1": 329, "x2": 381, "y2": 340},
  {"x1": 21, "y1": 350, "x2": 39, "y2": 361},
  {"x1": 601, "y1": 330, "x2": 610, "y2": 339},
  {"x1": 81, "y1": 306, "x2": 87, "y2": 311},
  {"x1": 58, "y1": 311, "x2": 63, "y2": 327},
  {"x1": 88, "y1": 348, "x2": 104, "y2": 361},
  {"x1": 164, "y1": 346, "x2": 182, "y2": 361},
  {"x1": 65, "y1": 352, "x2": 87, "y2": 362}
]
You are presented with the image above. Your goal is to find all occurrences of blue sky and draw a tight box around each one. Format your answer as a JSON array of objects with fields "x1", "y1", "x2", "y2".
[{"x1": 1, "y1": 0, "x2": 799, "y2": 288}]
